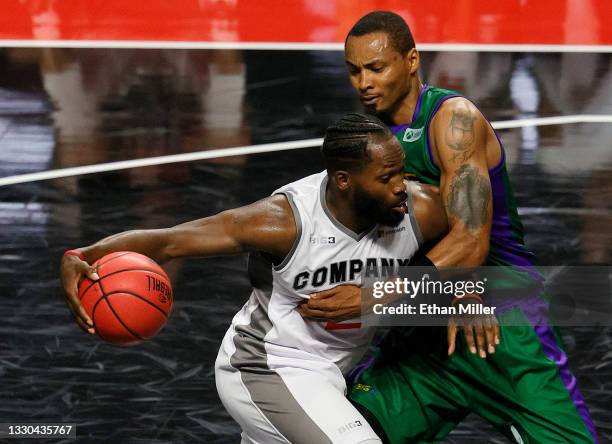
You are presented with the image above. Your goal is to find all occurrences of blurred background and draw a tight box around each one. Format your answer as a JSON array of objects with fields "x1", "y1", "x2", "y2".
[{"x1": 0, "y1": 1, "x2": 611, "y2": 442}]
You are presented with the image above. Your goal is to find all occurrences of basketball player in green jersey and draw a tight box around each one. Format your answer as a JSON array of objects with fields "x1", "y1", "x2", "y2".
[{"x1": 301, "y1": 11, "x2": 599, "y2": 444}]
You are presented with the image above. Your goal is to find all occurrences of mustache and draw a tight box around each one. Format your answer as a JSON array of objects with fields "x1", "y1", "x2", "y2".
[{"x1": 392, "y1": 193, "x2": 408, "y2": 206}]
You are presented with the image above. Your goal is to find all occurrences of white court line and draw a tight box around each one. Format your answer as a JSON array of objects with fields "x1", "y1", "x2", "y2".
[
  {"x1": 3, "y1": 40, "x2": 612, "y2": 53},
  {"x1": 491, "y1": 114, "x2": 612, "y2": 129},
  {"x1": 518, "y1": 207, "x2": 612, "y2": 217},
  {"x1": 0, "y1": 139, "x2": 323, "y2": 187},
  {"x1": 1, "y1": 114, "x2": 612, "y2": 187}
]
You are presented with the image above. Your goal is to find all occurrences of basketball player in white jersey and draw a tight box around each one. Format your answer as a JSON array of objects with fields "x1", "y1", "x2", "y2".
[{"x1": 60, "y1": 113, "x2": 447, "y2": 443}]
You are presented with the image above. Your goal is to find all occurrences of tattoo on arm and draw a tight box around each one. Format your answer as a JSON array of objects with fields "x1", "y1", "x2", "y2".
[
  {"x1": 445, "y1": 110, "x2": 475, "y2": 151},
  {"x1": 447, "y1": 164, "x2": 490, "y2": 230},
  {"x1": 451, "y1": 149, "x2": 474, "y2": 163}
]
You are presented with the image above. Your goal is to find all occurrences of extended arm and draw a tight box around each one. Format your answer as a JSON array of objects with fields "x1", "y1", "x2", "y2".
[
  {"x1": 73, "y1": 195, "x2": 296, "y2": 264},
  {"x1": 61, "y1": 195, "x2": 296, "y2": 333}
]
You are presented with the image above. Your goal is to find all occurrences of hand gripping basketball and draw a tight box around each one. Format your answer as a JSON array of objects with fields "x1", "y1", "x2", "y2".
[
  {"x1": 61, "y1": 251, "x2": 173, "y2": 345},
  {"x1": 61, "y1": 250, "x2": 100, "y2": 335},
  {"x1": 77, "y1": 252, "x2": 173, "y2": 345}
]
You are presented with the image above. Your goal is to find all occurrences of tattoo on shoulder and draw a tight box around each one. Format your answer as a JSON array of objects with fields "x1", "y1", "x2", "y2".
[
  {"x1": 447, "y1": 164, "x2": 490, "y2": 230},
  {"x1": 445, "y1": 109, "x2": 475, "y2": 151}
]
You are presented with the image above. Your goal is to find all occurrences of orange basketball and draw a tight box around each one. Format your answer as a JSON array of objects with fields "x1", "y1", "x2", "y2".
[{"x1": 77, "y1": 251, "x2": 173, "y2": 346}]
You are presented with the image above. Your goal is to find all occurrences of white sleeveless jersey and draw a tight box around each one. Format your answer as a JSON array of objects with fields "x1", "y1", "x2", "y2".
[{"x1": 221, "y1": 171, "x2": 423, "y2": 376}]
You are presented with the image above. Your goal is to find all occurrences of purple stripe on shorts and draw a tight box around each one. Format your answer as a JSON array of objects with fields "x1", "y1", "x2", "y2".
[
  {"x1": 347, "y1": 354, "x2": 376, "y2": 384},
  {"x1": 528, "y1": 315, "x2": 600, "y2": 443}
]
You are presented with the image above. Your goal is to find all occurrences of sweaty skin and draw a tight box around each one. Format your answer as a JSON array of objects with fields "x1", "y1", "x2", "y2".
[
  {"x1": 345, "y1": 33, "x2": 499, "y2": 266},
  {"x1": 345, "y1": 32, "x2": 417, "y2": 125},
  {"x1": 298, "y1": 180, "x2": 451, "y2": 322},
  {"x1": 61, "y1": 136, "x2": 447, "y2": 337},
  {"x1": 303, "y1": 31, "x2": 503, "y2": 358},
  {"x1": 60, "y1": 195, "x2": 297, "y2": 334}
]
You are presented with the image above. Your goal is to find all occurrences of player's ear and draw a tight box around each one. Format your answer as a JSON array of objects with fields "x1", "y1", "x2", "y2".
[
  {"x1": 333, "y1": 170, "x2": 351, "y2": 191},
  {"x1": 406, "y1": 48, "x2": 419, "y2": 75}
]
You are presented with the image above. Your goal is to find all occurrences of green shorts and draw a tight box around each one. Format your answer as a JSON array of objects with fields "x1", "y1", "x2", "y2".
[{"x1": 348, "y1": 309, "x2": 598, "y2": 443}]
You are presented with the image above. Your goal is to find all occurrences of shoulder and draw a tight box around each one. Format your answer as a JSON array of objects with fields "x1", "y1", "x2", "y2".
[
  {"x1": 432, "y1": 97, "x2": 488, "y2": 130},
  {"x1": 407, "y1": 181, "x2": 442, "y2": 218},
  {"x1": 429, "y1": 97, "x2": 490, "y2": 160},
  {"x1": 246, "y1": 194, "x2": 295, "y2": 225},
  {"x1": 222, "y1": 194, "x2": 295, "y2": 236},
  {"x1": 223, "y1": 194, "x2": 297, "y2": 260},
  {"x1": 274, "y1": 171, "x2": 326, "y2": 197},
  {"x1": 267, "y1": 193, "x2": 293, "y2": 211}
]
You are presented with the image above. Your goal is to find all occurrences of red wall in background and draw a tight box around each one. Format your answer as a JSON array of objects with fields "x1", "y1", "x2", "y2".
[{"x1": 1, "y1": 0, "x2": 611, "y2": 45}]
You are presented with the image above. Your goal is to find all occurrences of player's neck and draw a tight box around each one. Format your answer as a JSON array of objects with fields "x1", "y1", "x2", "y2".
[
  {"x1": 326, "y1": 186, "x2": 374, "y2": 235},
  {"x1": 387, "y1": 79, "x2": 424, "y2": 126}
]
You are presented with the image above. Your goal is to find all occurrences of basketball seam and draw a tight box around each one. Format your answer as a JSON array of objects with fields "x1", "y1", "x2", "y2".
[
  {"x1": 79, "y1": 280, "x2": 101, "y2": 305},
  {"x1": 80, "y1": 267, "x2": 172, "y2": 301},
  {"x1": 99, "y1": 253, "x2": 167, "y2": 279},
  {"x1": 97, "y1": 251, "x2": 133, "y2": 267},
  {"x1": 78, "y1": 251, "x2": 137, "y2": 295},
  {"x1": 104, "y1": 290, "x2": 170, "y2": 318},
  {"x1": 91, "y1": 296, "x2": 114, "y2": 343},
  {"x1": 95, "y1": 263, "x2": 144, "y2": 342},
  {"x1": 97, "y1": 252, "x2": 171, "y2": 284}
]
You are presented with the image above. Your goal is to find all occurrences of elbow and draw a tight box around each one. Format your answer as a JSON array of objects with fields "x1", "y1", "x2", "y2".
[
  {"x1": 471, "y1": 240, "x2": 489, "y2": 266},
  {"x1": 157, "y1": 249, "x2": 174, "y2": 264},
  {"x1": 454, "y1": 228, "x2": 490, "y2": 267},
  {"x1": 157, "y1": 228, "x2": 180, "y2": 262}
]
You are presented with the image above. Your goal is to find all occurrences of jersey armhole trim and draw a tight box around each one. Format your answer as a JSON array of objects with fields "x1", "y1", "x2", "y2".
[
  {"x1": 488, "y1": 127, "x2": 506, "y2": 176},
  {"x1": 272, "y1": 192, "x2": 302, "y2": 272},
  {"x1": 426, "y1": 95, "x2": 506, "y2": 176},
  {"x1": 405, "y1": 185, "x2": 424, "y2": 247}
]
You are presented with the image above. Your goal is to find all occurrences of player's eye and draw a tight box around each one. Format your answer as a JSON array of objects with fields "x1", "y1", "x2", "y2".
[{"x1": 379, "y1": 175, "x2": 390, "y2": 183}]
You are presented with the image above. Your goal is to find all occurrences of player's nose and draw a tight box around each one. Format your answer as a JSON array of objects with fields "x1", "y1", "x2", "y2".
[
  {"x1": 392, "y1": 184, "x2": 407, "y2": 198},
  {"x1": 358, "y1": 72, "x2": 372, "y2": 91},
  {"x1": 392, "y1": 177, "x2": 406, "y2": 195}
]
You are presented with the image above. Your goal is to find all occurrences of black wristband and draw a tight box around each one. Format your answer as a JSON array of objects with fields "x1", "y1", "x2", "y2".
[
  {"x1": 404, "y1": 253, "x2": 440, "y2": 307},
  {"x1": 406, "y1": 253, "x2": 439, "y2": 282},
  {"x1": 410, "y1": 254, "x2": 436, "y2": 268}
]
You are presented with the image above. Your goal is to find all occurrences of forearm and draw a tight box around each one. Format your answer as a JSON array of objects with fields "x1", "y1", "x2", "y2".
[
  {"x1": 77, "y1": 229, "x2": 176, "y2": 264},
  {"x1": 75, "y1": 211, "x2": 243, "y2": 265}
]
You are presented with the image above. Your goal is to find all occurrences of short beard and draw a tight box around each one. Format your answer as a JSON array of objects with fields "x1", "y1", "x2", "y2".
[{"x1": 354, "y1": 187, "x2": 403, "y2": 227}]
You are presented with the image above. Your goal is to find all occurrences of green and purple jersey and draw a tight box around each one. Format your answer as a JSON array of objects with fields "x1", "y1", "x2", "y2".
[
  {"x1": 391, "y1": 85, "x2": 539, "y2": 283},
  {"x1": 349, "y1": 85, "x2": 599, "y2": 444}
]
